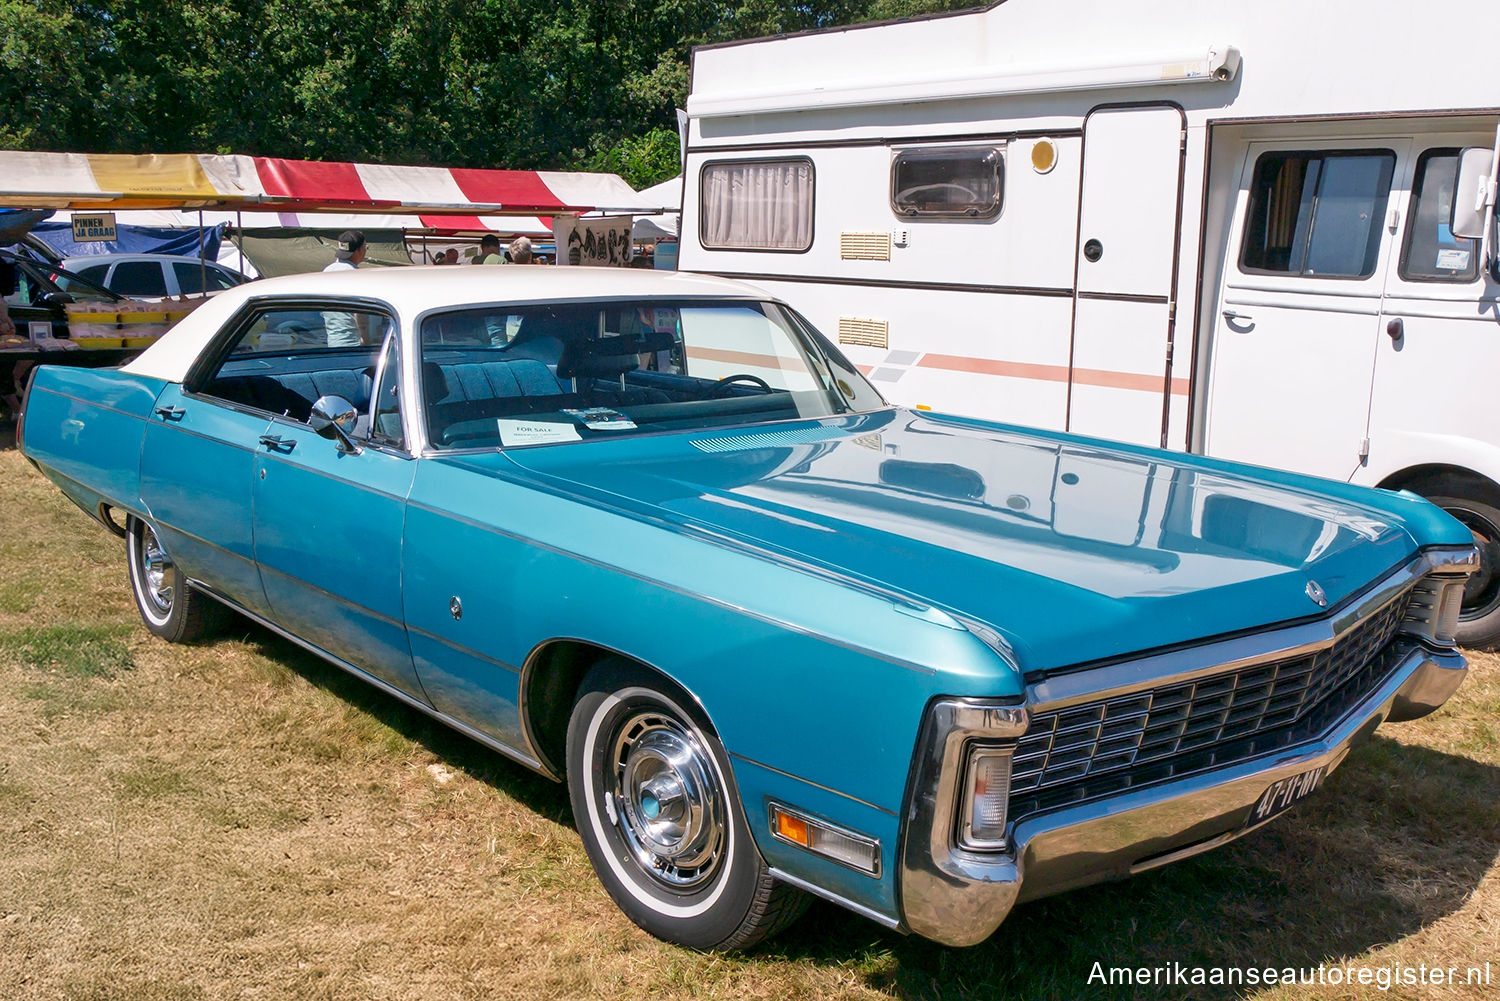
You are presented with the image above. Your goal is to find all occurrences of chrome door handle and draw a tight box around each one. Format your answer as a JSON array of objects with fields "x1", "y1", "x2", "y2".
[
  {"x1": 153, "y1": 405, "x2": 185, "y2": 421},
  {"x1": 257, "y1": 434, "x2": 295, "y2": 453},
  {"x1": 1222, "y1": 309, "x2": 1253, "y2": 322}
]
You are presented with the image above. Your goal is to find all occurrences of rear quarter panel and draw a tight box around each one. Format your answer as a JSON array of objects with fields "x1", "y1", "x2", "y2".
[{"x1": 21, "y1": 365, "x2": 167, "y2": 524}]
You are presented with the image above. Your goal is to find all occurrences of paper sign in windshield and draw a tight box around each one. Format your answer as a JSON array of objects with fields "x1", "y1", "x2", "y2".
[
  {"x1": 496, "y1": 420, "x2": 582, "y2": 446},
  {"x1": 563, "y1": 407, "x2": 638, "y2": 431}
]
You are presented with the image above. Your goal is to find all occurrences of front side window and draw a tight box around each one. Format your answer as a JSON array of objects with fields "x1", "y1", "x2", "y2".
[
  {"x1": 420, "y1": 298, "x2": 883, "y2": 450},
  {"x1": 891, "y1": 145, "x2": 1004, "y2": 218},
  {"x1": 1400, "y1": 149, "x2": 1481, "y2": 283},
  {"x1": 194, "y1": 305, "x2": 394, "y2": 431},
  {"x1": 700, "y1": 159, "x2": 814, "y2": 251},
  {"x1": 1240, "y1": 149, "x2": 1396, "y2": 279},
  {"x1": 174, "y1": 261, "x2": 240, "y2": 294}
]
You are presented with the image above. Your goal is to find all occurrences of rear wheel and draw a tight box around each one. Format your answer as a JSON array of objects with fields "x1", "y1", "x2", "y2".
[
  {"x1": 125, "y1": 515, "x2": 224, "y2": 643},
  {"x1": 565, "y1": 658, "x2": 807, "y2": 950},
  {"x1": 1407, "y1": 476, "x2": 1500, "y2": 649}
]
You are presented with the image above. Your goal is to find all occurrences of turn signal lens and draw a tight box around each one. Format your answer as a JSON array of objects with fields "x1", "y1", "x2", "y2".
[
  {"x1": 1405, "y1": 574, "x2": 1468, "y2": 646},
  {"x1": 769, "y1": 803, "x2": 881, "y2": 876},
  {"x1": 959, "y1": 746, "x2": 1013, "y2": 850}
]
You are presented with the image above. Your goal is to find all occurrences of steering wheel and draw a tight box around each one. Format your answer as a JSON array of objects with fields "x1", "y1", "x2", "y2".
[{"x1": 703, "y1": 373, "x2": 773, "y2": 399}]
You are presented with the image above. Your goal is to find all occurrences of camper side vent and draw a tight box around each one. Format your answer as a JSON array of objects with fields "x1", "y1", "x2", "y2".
[
  {"x1": 840, "y1": 231, "x2": 892, "y2": 261},
  {"x1": 838, "y1": 317, "x2": 890, "y2": 349}
]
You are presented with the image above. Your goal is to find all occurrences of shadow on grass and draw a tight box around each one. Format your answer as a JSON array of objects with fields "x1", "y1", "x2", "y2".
[
  {"x1": 221, "y1": 617, "x2": 1498, "y2": 1000},
  {"x1": 229, "y1": 619, "x2": 572, "y2": 824}
]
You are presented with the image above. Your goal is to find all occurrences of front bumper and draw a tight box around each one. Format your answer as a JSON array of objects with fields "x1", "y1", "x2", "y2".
[{"x1": 899, "y1": 640, "x2": 1466, "y2": 947}]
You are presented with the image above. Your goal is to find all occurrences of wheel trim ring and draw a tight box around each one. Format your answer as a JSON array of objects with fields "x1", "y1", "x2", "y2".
[
  {"x1": 139, "y1": 524, "x2": 175, "y2": 613},
  {"x1": 580, "y1": 688, "x2": 736, "y2": 919},
  {"x1": 611, "y1": 714, "x2": 726, "y2": 891}
]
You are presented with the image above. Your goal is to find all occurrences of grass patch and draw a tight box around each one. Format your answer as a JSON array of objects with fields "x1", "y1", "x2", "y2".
[{"x1": 0, "y1": 623, "x2": 134, "y2": 677}]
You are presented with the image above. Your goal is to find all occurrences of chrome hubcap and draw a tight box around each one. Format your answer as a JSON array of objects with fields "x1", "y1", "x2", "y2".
[
  {"x1": 140, "y1": 526, "x2": 174, "y2": 612},
  {"x1": 610, "y1": 710, "x2": 725, "y2": 891}
]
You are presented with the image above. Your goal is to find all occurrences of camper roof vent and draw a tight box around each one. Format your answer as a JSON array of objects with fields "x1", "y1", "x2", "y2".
[
  {"x1": 838, "y1": 316, "x2": 890, "y2": 349},
  {"x1": 840, "y1": 231, "x2": 892, "y2": 261}
]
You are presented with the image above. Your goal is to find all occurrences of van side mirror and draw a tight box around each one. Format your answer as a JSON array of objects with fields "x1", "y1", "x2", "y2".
[{"x1": 1451, "y1": 146, "x2": 1494, "y2": 240}]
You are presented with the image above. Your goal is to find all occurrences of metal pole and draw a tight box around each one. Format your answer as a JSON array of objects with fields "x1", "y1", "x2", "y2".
[{"x1": 197, "y1": 210, "x2": 206, "y2": 297}]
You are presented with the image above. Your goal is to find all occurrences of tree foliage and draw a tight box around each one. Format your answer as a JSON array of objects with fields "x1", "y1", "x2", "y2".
[{"x1": 0, "y1": 0, "x2": 981, "y2": 187}]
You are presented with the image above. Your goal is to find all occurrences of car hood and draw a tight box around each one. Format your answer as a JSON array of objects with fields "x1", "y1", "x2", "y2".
[{"x1": 472, "y1": 410, "x2": 1445, "y2": 672}]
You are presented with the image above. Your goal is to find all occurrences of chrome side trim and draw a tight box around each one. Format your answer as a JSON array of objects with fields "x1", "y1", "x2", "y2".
[
  {"x1": 194, "y1": 583, "x2": 554, "y2": 779},
  {"x1": 766, "y1": 867, "x2": 904, "y2": 932},
  {"x1": 1028, "y1": 547, "x2": 1475, "y2": 713}
]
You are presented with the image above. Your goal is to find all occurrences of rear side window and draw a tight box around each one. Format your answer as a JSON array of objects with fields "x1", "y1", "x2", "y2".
[
  {"x1": 110, "y1": 260, "x2": 169, "y2": 297},
  {"x1": 891, "y1": 145, "x2": 1003, "y2": 218},
  {"x1": 1239, "y1": 150, "x2": 1395, "y2": 279},
  {"x1": 700, "y1": 158, "x2": 814, "y2": 252},
  {"x1": 1400, "y1": 149, "x2": 1480, "y2": 283}
]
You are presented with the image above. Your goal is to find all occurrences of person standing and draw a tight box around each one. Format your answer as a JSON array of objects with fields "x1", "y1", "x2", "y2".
[
  {"x1": 508, "y1": 236, "x2": 535, "y2": 264},
  {"x1": 322, "y1": 231, "x2": 367, "y2": 346},
  {"x1": 478, "y1": 234, "x2": 506, "y2": 265}
]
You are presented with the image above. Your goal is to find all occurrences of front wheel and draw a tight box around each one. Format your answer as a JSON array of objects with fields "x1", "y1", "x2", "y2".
[
  {"x1": 566, "y1": 659, "x2": 807, "y2": 950},
  {"x1": 125, "y1": 515, "x2": 224, "y2": 643}
]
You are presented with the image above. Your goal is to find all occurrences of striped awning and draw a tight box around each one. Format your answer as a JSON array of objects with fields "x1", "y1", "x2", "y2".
[{"x1": 0, "y1": 152, "x2": 666, "y2": 221}]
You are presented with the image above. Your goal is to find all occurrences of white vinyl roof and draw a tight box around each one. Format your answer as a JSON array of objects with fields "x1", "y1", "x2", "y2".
[{"x1": 122, "y1": 265, "x2": 772, "y2": 384}]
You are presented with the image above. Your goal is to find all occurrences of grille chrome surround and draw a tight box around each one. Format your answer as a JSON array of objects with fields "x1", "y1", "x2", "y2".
[{"x1": 1008, "y1": 585, "x2": 1414, "y2": 820}]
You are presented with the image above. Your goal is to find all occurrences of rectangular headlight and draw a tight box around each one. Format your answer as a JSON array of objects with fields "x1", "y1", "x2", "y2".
[{"x1": 957, "y1": 745, "x2": 1013, "y2": 851}]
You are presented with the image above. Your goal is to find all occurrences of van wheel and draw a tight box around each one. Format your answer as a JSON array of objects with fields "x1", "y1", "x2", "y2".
[
  {"x1": 1409, "y1": 477, "x2": 1500, "y2": 649},
  {"x1": 565, "y1": 658, "x2": 807, "y2": 950},
  {"x1": 125, "y1": 516, "x2": 224, "y2": 643}
]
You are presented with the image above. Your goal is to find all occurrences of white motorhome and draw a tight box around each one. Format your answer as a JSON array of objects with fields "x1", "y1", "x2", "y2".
[{"x1": 677, "y1": 0, "x2": 1500, "y2": 645}]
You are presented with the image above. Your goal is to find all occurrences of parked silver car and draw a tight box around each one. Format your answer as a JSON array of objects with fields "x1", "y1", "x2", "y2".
[{"x1": 58, "y1": 253, "x2": 248, "y2": 299}]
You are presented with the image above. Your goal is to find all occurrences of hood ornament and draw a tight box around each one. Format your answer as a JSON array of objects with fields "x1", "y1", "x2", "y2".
[{"x1": 1306, "y1": 580, "x2": 1328, "y2": 607}]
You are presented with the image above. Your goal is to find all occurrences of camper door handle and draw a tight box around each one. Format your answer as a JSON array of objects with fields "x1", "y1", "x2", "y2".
[{"x1": 1222, "y1": 309, "x2": 1253, "y2": 323}]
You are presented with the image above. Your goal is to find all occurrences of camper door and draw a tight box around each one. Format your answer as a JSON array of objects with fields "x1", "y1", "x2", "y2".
[{"x1": 1205, "y1": 139, "x2": 1411, "y2": 481}]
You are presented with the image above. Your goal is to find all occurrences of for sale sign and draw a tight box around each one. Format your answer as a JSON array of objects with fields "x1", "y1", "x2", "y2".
[{"x1": 71, "y1": 213, "x2": 117, "y2": 242}]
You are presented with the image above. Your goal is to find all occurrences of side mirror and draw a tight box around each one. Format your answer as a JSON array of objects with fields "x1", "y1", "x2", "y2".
[
  {"x1": 309, "y1": 395, "x2": 361, "y2": 453},
  {"x1": 1451, "y1": 146, "x2": 1494, "y2": 240}
]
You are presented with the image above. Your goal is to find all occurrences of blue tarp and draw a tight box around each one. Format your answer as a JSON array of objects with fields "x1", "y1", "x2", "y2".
[{"x1": 29, "y1": 221, "x2": 225, "y2": 261}]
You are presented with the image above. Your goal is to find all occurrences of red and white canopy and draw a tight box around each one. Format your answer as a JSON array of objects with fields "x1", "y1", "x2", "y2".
[{"x1": 0, "y1": 152, "x2": 668, "y2": 226}]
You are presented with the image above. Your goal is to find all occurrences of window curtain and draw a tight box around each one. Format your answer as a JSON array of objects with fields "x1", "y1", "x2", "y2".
[{"x1": 702, "y1": 161, "x2": 813, "y2": 250}]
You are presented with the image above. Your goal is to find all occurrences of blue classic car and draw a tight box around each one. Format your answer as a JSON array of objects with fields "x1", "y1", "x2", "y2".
[{"x1": 19, "y1": 267, "x2": 1479, "y2": 949}]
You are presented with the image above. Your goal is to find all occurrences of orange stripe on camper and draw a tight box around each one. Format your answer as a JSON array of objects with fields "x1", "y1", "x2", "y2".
[
  {"x1": 85, "y1": 153, "x2": 221, "y2": 200},
  {"x1": 917, "y1": 354, "x2": 1188, "y2": 396}
]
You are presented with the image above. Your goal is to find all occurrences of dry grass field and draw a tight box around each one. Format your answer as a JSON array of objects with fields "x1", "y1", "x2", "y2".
[{"x1": 0, "y1": 440, "x2": 1495, "y2": 1001}]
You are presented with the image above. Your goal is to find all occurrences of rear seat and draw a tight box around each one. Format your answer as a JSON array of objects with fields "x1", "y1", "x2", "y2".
[{"x1": 206, "y1": 368, "x2": 373, "y2": 422}]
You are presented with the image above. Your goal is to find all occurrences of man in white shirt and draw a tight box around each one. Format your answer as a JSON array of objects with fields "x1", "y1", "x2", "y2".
[{"x1": 322, "y1": 231, "x2": 367, "y2": 346}]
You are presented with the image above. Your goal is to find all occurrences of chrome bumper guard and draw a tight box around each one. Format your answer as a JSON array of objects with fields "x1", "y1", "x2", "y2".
[{"x1": 900, "y1": 547, "x2": 1476, "y2": 948}]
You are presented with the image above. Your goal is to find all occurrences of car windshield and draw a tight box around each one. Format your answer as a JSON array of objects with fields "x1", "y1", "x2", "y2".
[{"x1": 420, "y1": 298, "x2": 884, "y2": 449}]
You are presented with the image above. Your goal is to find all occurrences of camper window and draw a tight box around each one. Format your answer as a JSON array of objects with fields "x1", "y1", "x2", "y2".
[
  {"x1": 699, "y1": 158, "x2": 815, "y2": 252},
  {"x1": 890, "y1": 146, "x2": 1003, "y2": 218},
  {"x1": 1400, "y1": 149, "x2": 1481, "y2": 283},
  {"x1": 1239, "y1": 149, "x2": 1395, "y2": 279}
]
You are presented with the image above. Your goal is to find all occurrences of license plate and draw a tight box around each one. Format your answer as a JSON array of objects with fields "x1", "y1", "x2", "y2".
[{"x1": 1248, "y1": 765, "x2": 1326, "y2": 826}]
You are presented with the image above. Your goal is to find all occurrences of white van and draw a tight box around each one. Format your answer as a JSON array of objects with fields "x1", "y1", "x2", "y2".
[{"x1": 677, "y1": 0, "x2": 1500, "y2": 645}]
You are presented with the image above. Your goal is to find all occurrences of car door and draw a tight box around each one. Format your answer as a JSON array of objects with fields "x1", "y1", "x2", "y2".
[
  {"x1": 248, "y1": 312, "x2": 426, "y2": 697},
  {"x1": 139, "y1": 319, "x2": 276, "y2": 618},
  {"x1": 1205, "y1": 139, "x2": 1408, "y2": 480},
  {"x1": 1367, "y1": 137, "x2": 1500, "y2": 478}
]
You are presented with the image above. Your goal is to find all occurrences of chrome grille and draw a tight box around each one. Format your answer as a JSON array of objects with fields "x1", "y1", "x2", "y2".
[{"x1": 1008, "y1": 588, "x2": 1412, "y2": 819}]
